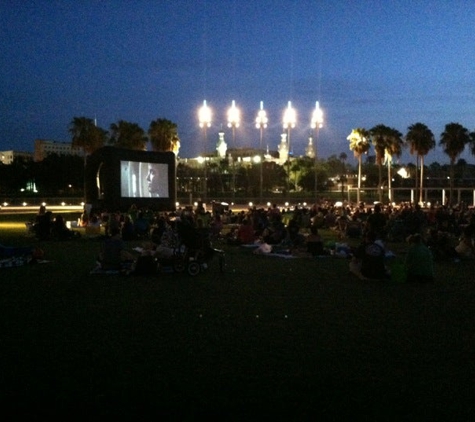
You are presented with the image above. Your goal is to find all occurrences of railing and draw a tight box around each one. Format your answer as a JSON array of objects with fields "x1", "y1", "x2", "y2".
[{"x1": 2, "y1": 187, "x2": 474, "y2": 211}]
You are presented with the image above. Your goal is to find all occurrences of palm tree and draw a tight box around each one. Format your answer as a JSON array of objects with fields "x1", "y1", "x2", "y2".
[
  {"x1": 440, "y1": 122, "x2": 470, "y2": 205},
  {"x1": 339, "y1": 152, "x2": 348, "y2": 166},
  {"x1": 69, "y1": 117, "x2": 107, "y2": 156},
  {"x1": 109, "y1": 120, "x2": 148, "y2": 150},
  {"x1": 69, "y1": 116, "x2": 108, "y2": 197},
  {"x1": 406, "y1": 123, "x2": 435, "y2": 205},
  {"x1": 347, "y1": 128, "x2": 370, "y2": 204},
  {"x1": 369, "y1": 124, "x2": 391, "y2": 202},
  {"x1": 385, "y1": 127, "x2": 404, "y2": 202},
  {"x1": 148, "y1": 118, "x2": 181, "y2": 154}
]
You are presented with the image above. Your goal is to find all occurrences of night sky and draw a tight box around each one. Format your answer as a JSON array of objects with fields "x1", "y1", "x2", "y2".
[{"x1": 1, "y1": 0, "x2": 475, "y2": 164}]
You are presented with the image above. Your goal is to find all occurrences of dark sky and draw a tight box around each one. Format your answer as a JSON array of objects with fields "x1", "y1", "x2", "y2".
[{"x1": 1, "y1": 0, "x2": 475, "y2": 164}]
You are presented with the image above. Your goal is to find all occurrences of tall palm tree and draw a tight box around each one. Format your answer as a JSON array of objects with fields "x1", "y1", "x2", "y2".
[
  {"x1": 148, "y1": 118, "x2": 181, "y2": 154},
  {"x1": 406, "y1": 123, "x2": 435, "y2": 205},
  {"x1": 440, "y1": 122, "x2": 469, "y2": 205},
  {"x1": 347, "y1": 128, "x2": 370, "y2": 204},
  {"x1": 69, "y1": 116, "x2": 108, "y2": 197},
  {"x1": 109, "y1": 120, "x2": 148, "y2": 150},
  {"x1": 69, "y1": 116, "x2": 107, "y2": 156},
  {"x1": 385, "y1": 127, "x2": 404, "y2": 202},
  {"x1": 369, "y1": 124, "x2": 391, "y2": 202}
]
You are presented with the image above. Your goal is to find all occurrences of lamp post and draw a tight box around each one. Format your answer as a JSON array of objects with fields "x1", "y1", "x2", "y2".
[
  {"x1": 227, "y1": 100, "x2": 240, "y2": 202},
  {"x1": 283, "y1": 101, "x2": 296, "y2": 196},
  {"x1": 255, "y1": 101, "x2": 268, "y2": 205},
  {"x1": 198, "y1": 100, "x2": 212, "y2": 202},
  {"x1": 310, "y1": 101, "x2": 324, "y2": 199}
]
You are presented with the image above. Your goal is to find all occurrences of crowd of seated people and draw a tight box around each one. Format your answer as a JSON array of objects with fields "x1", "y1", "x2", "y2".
[
  {"x1": 31, "y1": 206, "x2": 78, "y2": 240},
  {"x1": 77, "y1": 195, "x2": 475, "y2": 282}
]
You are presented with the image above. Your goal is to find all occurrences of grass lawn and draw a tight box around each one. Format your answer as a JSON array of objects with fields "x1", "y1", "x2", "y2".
[{"x1": 1, "y1": 212, "x2": 474, "y2": 420}]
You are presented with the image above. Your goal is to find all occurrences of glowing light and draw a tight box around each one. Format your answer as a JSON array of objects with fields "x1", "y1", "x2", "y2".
[
  {"x1": 197, "y1": 156, "x2": 205, "y2": 164},
  {"x1": 22, "y1": 202, "x2": 27, "y2": 206},
  {"x1": 249, "y1": 202, "x2": 253, "y2": 207},
  {"x1": 41, "y1": 202, "x2": 46, "y2": 206},
  {"x1": 227, "y1": 100, "x2": 240, "y2": 128},
  {"x1": 253, "y1": 155, "x2": 261, "y2": 163},
  {"x1": 283, "y1": 101, "x2": 296, "y2": 129},
  {"x1": 255, "y1": 101, "x2": 268, "y2": 129},
  {"x1": 310, "y1": 101, "x2": 324, "y2": 129},
  {"x1": 61, "y1": 202, "x2": 66, "y2": 206},
  {"x1": 397, "y1": 167, "x2": 409, "y2": 179},
  {"x1": 198, "y1": 100, "x2": 212, "y2": 128}
]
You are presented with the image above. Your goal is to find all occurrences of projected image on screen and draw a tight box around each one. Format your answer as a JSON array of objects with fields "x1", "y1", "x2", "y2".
[{"x1": 120, "y1": 161, "x2": 169, "y2": 198}]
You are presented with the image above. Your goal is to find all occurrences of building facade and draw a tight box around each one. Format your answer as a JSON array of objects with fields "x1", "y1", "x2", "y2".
[
  {"x1": 0, "y1": 150, "x2": 33, "y2": 164},
  {"x1": 34, "y1": 139, "x2": 84, "y2": 162}
]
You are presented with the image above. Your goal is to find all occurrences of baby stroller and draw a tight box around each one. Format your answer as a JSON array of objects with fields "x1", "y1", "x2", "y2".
[{"x1": 160, "y1": 220, "x2": 225, "y2": 276}]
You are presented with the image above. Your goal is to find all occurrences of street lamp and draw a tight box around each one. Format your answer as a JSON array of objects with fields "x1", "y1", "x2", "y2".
[
  {"x1": 255, "y1": 101, "x2": 268, "y2": 205},
  {"x1": 198, "y1": 100, "x2": 212, "y2": 202},
  {"x1": 310, "y1": 101, "x2": 324, "y2": 199},
  {"x1": 283, "y1": 101, "x2": 296, "y2": 196},
  {"x1": 227, "y1": 100, "x2": 240, "y2": 201}
]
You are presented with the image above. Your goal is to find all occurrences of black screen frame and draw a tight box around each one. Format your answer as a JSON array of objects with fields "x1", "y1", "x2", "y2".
[{"x1": 85, "y1": 146, "x2": 176, "y2": 212}]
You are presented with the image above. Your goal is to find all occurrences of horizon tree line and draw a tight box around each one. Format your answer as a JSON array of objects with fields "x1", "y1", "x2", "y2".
[
  {"x1": 348, "y1": 122, "x2": 475, "y2": 205},
  {"x1": 9, "y1": 115, "x2": 467, "y2": 204}
]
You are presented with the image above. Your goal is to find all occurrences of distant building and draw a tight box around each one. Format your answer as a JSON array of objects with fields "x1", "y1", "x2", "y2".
[
  {"x1": 34, "y1": 139, "x2": 84, "y2": 162},
  {"x1": 0, "y1": 150, "x2": 33, "y2": 165},
  {"x1": 305, "y1": 135, "x2": 315, "y2": 159},
  {"x1": 277, "y1": 133, "x2": 289, "y2": 165}
]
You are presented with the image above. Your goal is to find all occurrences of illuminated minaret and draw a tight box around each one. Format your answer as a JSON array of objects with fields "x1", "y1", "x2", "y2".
[{"x1": 278, "y1": 133, "x2": 289, "y2": 165}]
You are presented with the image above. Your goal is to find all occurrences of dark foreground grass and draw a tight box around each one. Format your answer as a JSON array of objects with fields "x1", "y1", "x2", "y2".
[{"x1": 1, "y1": 214, "x2": 475, "y2": 420}]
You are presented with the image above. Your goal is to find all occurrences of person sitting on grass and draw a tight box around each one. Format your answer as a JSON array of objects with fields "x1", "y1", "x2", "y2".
[
  {"x1": 285, "y1": 216, "x2": 305, "y2": 248},
  {"x1": 97, "y1": 227, "x2": 135, "y2": 271},
  {"x1": 305, "y1": 225, "x2": 325, "y2": 257},
  {"x1": 227, "y1": 218, "x2": 255, "y2": 245},
  {"x1": 262, "y1": 214, "x2": 286, "y2": 245},
  {"x1": 134, "y1": 212, "x2": 151, "y2": 238},
  {"x1": 51, "y1": 214, "x2": 77, "y2": 240},
  {"x1": 350, "y1": 230, "x2": 389, "y2": 280},
  {"x1": 85, "y1": 213, "x2": 102, "y2": 237},
  {"x1": 454, "y1": 228, "x2": 475, "y2": 260},
  {"x1": 121, "y1": 215, "x2": 136, "y2": 241},
  {"x1": 33, "y1": 210, "x2": 53, "y2": 240},
  {"x1": 404, "y1": 234, "x2": 435, "y2": 282}
]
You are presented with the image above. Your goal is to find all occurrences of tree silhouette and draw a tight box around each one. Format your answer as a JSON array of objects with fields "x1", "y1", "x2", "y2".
[
  {"x1": 440, "y1": 122, "x2": 469, "y2": 205},
  {"x1": 148, "y1": 118, "x2": 180, "y2": 154},
  {"x1": 347, "y1": 128, "x2": 370, "y2": 203},
  {"x1": 109, "y1": 120, "x2": 147, "y2": 150}
]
